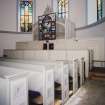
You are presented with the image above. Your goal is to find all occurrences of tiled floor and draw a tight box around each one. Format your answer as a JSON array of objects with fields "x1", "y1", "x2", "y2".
[{"x1": 66, "y1": 80, "x2": 105, "y2": 105}]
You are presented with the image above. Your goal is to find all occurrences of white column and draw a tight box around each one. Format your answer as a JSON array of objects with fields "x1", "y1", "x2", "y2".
[{"x1": 65, "y1": 19, "x2": 76, "y2": 39}]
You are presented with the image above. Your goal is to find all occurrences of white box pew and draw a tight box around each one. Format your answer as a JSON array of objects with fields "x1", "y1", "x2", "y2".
[
  {"x1": 0, "y1": 58, "x2": 84, "y2": 90},
  {"x1": 0, "y1": 61, "x2": 54, "y2": 105},
  {"x1": 23, "y1": 50, "x2": 89, "y2": 78},
  {"x1": 89, "y1": 49, "x2": 93, "y2": 71},
  {"x1": 66, "y1": 57, "x2": 85, "y2": 99},
  {"x1": 67, "y1": 59, "x2": 79, "y2": 94},
  {"x1": 4, "y1": 50, "x2": 24, "y2": 59},
  {"x1": 4, "y1": 50, "x2": 89, "y2": 78},
  {"x1": 3, "y1": 49, "x2": 88, "y2": 84},
  {"x1": 0, "y1": 65, "x2": 28, "y2": 105},
  {"x1": 79, "y1": 58, "x2": 85, "y2": 85},
  {"x1": 3, "y1": 49, "x2": 87, "y2": 81},
  {"x1": 66, "y1": 50, "x2": 89, "y2": 78},
  {"x1": 68, "y1": 58, "x2": 85, "y2": 89},
  {"x1": 41, "y1": 50, "x2": 87, "y2": 85},
  {"x1": 47, "y1": 50, "x2": 89, "y2": 79},
  {"x1": 0, "y1": 58, "x2": 69, "y2": 105},
  {"x1": 0, "y1": 58, "x2": 85, "y2": 103}
]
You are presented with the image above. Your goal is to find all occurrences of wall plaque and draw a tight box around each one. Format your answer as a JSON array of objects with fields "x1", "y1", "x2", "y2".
[{"x1": 38, "y1": 13, "x2": 56, "y2": 40}]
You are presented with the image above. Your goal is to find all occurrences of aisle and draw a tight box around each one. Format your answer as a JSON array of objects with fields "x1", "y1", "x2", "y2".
[{"x1": 66, "y1": 80, "x2": 105, "y2": 105}]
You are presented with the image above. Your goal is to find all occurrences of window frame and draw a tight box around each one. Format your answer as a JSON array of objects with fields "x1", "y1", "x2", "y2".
[
  {"x1": 17, "y1": 0, "x2": 35, "y2": 32},
  {"x1": 57, "y1": 0, "x2": 69, "y2": 18},
  {"x1": 97, "y1": 0, "x2": 104, "y2": 20}
]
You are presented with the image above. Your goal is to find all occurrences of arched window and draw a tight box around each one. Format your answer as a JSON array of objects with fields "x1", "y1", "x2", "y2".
[
  {"x1": 58, "y1": 0, "x2": 69, "y2": 18},
  {"x1": 97, "y1": 0, "x2": 103, "y2": 20},
  {"x1": 18, "y1": 0, "x2": 33, "y2": 32}
]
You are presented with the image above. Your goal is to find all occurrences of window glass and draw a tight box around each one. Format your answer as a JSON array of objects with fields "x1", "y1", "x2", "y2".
[{"x1": 18, "y1": 0, "x2": 33, "y2": 32}]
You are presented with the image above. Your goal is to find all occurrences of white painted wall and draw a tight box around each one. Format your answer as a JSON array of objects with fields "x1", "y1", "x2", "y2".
[
  {"x1": 0, "y1": 0, "x2": 17, "y2": 31},
  {"x1": 0, "y1": 0, "x2": 89, "y2": 29},
  {"x1": 0, "y1": 0, "x2": 36, "y2": 31},
  {"x1": 76, "y1": 21, "x2": 105, "y2": 38},
  {"x1": 70, "y1": 0, "x2": 87, "y2": 27},
  {"x1": 1, "y1": 0, "x2": 105, "y2": 29},
  {"x1": 35, "y1": 0, "x2": 52, "y2": 21},
  {"x1": 0, "y1": 0, "x2": 105, "y2": 61},
  {"x1": 0, "y1": 0, "x2": 53, "y2": 30},
  {"x1": 87, "y1": 0, "x2": 97, "y2": 24},
  {"x1": 0, "y1": 0, "x2": 53, "y2": 57},
  {"x1": 52, "y1": 0, "x2": 88, "y2": 27},
  {"x1": 16, "y1": 37, "x2": 105, "y2": 61},
  {"x1": 16, "y1": 20, "x2": 105, "y2": 61}
]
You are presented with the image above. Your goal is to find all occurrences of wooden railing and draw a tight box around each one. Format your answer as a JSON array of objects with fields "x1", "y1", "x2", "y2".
[{"x1": 93, "y1": 60, "x2": 105, "y2": 68}]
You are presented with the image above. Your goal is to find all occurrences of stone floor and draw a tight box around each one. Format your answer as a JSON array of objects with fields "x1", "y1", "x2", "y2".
[{"x1": 66, "y1": 80, "x2": 105, "y2": 105}]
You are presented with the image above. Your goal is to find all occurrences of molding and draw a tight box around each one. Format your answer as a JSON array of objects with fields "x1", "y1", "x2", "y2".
[
  {"x1": 0, "y1": 30, "x2": 32, "y2": 34},
  {"x1": 76, "y1": 17, "x2": 105, "y2": 31},
  {"x1": 0, "y1": 17, "x2": 105, "y2": 34}
]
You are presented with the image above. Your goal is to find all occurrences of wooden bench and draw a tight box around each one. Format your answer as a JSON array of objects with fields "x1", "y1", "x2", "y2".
[
  {"x1": 0, "y1": 61, "x2": 54, "y2": 105},
  {"x1": 0, "y1": 59, "x2": 69, "y2": 105},
  {"x1": 0, "y1": 58, "x2": 86, "y2": 104},
  {"x1": 4, "y1": 50, "x2": 90, "y2": 78},
  {"x1": 0, "y1": 65, "x2": 28, "y2": 105}
]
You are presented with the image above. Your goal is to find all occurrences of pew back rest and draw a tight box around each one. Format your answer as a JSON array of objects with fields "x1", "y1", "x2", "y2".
[
  {"x1": 1, "y1": 59, "x2": 68, "y2": 83},
  {"x1": 0, "y1": 61, "x2": 53, "y2": 95},
  {"x1": 0, "y1": 59, "x2": 69, "y2": 104},
  {"x1": 3, "y1": 49, "x2": 89, "y2": 78},
  {"x1": 0, "y1": 65, "x2": 28, "y2": 79},
  {"x1": 0, "y1": 66, "x2": 28, "y2": 105}
]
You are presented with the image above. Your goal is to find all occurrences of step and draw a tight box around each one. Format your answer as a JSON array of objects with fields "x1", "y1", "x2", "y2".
[
  {"x1": 94, "y1": 73, "x2": 105, "y2": 77},
  {"x1": 89, "y1": 70, "x2": 105, "y2": 78},
  {"x1": 54, "y1": 99, "x2": 62, "y2": 105},
  {"x1": 91, "y1": 72, "x2": 105, "y2": 77},
  {"x1": 91, "y1": 76, "x2": 105, "y2": 81},
  {"x1": 69, "y1": 90, "x2": 73, "y2": 97},
  {"x1": 90, "y1": 72, "x2": 105, "y2": 80},
  {"x1": 32, "y1": 96, "x2": 43, "y2": 105}
]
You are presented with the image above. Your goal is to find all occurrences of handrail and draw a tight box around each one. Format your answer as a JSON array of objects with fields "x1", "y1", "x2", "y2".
[
  {"x1": 93, "y1": 60, "x2": 105, "y2": 68},
  {"x1": 76, "y1": 17, "x2": 105, "y2": 31},
  {"x1": 93, "y1": 60, "x2": 105, "y2": 62}
]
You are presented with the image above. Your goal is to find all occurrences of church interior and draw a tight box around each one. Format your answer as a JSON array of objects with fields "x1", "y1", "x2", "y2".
[{"x1": 0, "y1": 0, "x2": 105, "y2": 105}]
